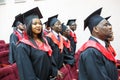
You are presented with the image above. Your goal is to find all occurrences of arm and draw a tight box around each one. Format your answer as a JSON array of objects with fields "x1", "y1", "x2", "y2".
[{"x1": 15, "y1": 43, "x2": 38, "y2": 80}]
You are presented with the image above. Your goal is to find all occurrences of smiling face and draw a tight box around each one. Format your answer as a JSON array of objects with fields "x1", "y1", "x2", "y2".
[
  {"x1": 32, "y1": 18, "x2": 43, "y2": 35},
  {"x1": 94, "y1": 19, "x2": 113, "y2": 41},
  {"x1": 52, "y1": 20, "x2": 62, "y2": 33}
]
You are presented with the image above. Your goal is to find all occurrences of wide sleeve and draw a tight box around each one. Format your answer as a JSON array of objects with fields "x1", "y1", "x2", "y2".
[
  {"x1": 79, "y1": 48, "x2": 111, "y2": 80},
  {"x1": 9, "y1": 33, "x2": 18, "y2": 64},
  {"x1": 15, "y1": 43, "x2": 38, "y2": 80}
]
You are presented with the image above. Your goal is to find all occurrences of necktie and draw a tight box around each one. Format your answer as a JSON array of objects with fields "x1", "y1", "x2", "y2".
[{"x1": 57, "y1": 35, "x2": 60, "y2": 41}]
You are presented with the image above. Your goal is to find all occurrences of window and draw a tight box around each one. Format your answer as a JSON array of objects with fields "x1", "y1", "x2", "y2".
[
  {"x1": 0, "y1": 0, "x2": 6, "y2": 5},
  {"x1": 14, "y1": 0, "x2": 26, "y2": 3}
]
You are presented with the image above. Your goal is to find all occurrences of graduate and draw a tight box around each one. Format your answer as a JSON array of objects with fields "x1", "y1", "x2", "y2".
[
  {"x1": 61, "y1": 23, "x2": 75, "y2": 66},
  {"x1": 67, "y1": 19, "x2": 77, "y2": 53},
  {"x1": 57, "y1": 23, "x2": 75, "y2": 80},
  {"x1": 78, "y1": 8, "x2": 118, "y2": 80},
  {"x1": 15, "y1": 7, "x2": 52, "y2": 80},
  {"x1": 46, "y1": 14, "x2": 64, "y2": 79},
  {"x1": 9, "y1": 13, "x2": 25, "y2": 64},
  {"x1": 43, "y1": 21, "x2": 52, "y2": 36}
]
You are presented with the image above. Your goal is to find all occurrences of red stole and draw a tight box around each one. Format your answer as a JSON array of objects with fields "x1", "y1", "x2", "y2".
[
  {"x1": 70, "y1": 31, "x2": 77, "y2": 43},
  {"x1": 47, "y1": 32, "x2": 63, "y2": 53},
  {"x1": 78, "y1": 40, "x2": 116, "y2": 63},
  {"x1": 14, "y1": 31, "x2": 23, "y2": 40},
  {"x1": 19, "y1": 38, "x2": 52, "y2": 56},
  {"x1": 63, "y1": 39, "x2": 71, "y2": 51},
  {"x1": 14, "y1": 31, "x2": 28, "y2": 40}
]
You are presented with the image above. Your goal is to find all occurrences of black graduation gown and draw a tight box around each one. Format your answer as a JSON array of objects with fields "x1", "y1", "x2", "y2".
[
  {"x1": 63, "y1": 40, "x2": 75, "y2": 66},
  {"x1": 68, "y1": 35, "x2": 76, "y2": 53},
  {"x1": 79, "y1": 37, "x2": 118, "y2": 80},
  {"x1": 9, "y1": 31, "x2": 22, "y2": 64},
  {"x1": 46, "y1": 36, "x2": 64, "y2": 77},
  {"x1": 15, "y1": 41, "x2": 51, "y2": 80}
]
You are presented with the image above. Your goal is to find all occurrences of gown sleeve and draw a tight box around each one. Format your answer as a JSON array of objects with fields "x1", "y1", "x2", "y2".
[
  {"x1": 15, "y1": 43, "x2": 39, "y2": 80},
  {"x1": 9, "y1": 33, "x2": 18, "y2": 64}
]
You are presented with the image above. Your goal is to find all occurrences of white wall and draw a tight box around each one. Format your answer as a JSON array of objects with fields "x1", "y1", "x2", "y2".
[{"x1": 0, "y1": 0, "x2": 120, "y2": 59}]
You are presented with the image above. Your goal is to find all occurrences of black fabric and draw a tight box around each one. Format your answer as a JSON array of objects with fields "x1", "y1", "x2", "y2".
[
  {"x1": 46, "y1": 36, "x2": 64, "y2": 77},
  {"x1": 78, "y1": 37, "x2": 118, "y2": 80},
  {"x1": 67, "y1": 35, "x2": 76, "y2": 53},
  {"x1": 9, "y1": 31, "x2": 23, "y2": 64},
  {"x1": 15, "y1": 41, "x2": 51, "y2": 80},
  {"x1": 63, "y1": 40, "x2": 75, "y2": 66}
]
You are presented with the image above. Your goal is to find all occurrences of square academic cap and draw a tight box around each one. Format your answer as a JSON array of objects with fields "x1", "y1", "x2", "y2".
[
  {"x1": 84, "y1": 7, "x2": 104, "y2": 33},
  {"x1": 47, "y1": 14, "x2": 58, "y2": 27},
  {"x1": 61, "y1": 23, "x2": 67, "y2": 34},
  {"x1": 23, "y1": 7, "x2": 43, "y2": 26},
  {"x1": 67, "y1": 19, "x2": 76, "y2": 26},
  {"x1": 12, "y1": 13, "x2": 24, "y2": 27}
]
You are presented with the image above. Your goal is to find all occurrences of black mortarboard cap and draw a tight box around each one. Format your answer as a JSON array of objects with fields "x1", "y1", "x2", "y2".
[
  {"x1": 105, "y1": 16, "x2": 111, "y2": 20},
  {"x1": 12, "y1": 13, "x2": 24, "y2": 27},
  {"x1": 61, "y1": 23, "x2": 67, "y2": 34},
  {"x1": 44, "y1": 21, "x2": 48, "y2": 26},
  {"x1": 84, "y1": 8, "x2": 103, "y2": 33},
  {"x1": 67, "y1": 19, "x2": 76, "y2": 26},
  {"x1": 47, "y1": 14, "x2": 58, "y2": 27},
  {"x1": 23, "y1": 7, "x2": 43, "y2": 26}
]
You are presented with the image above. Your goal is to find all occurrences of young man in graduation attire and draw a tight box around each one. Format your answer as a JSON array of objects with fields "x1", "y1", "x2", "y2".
[
  {"x1": 9, "y1": 14, "x2": 25, "y2": 64},
  {"x1": 78, "y1": 8, "x2": 118, "y2": 80},
  {"x1": 46, "y1": 14, "x2": 64, "y2": 79},
  {"x1": 57, "y1": 23, "x2": 75, "y2": 80},
  {"x1": 43, "y1": 21, "x2": 52, "y2": 36},
  {"x1": 67, "y1": 19, "x2": 77, "y2": 53}
]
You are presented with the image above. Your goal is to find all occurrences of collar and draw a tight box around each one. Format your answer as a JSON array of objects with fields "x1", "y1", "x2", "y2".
[
  {"x1": 91, "y1": 36, "x2": 106, "y2": 48},
  {"x1": 17, "y1": 29, "x2": 23, "y2": 33},
  {"x1": 44, "y1": 28, "x2": 51, "y2": 32},
  {"x1": 52, "y1": 30, "x2": 59, "y2": 38},
  {"x1": 62, "y1": 35, "x2": 68, "y2": 41}
]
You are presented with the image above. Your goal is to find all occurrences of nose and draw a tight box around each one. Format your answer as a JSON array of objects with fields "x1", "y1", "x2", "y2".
[{"x1": 108, "y1": 25, "x2": 112, "y2": 30}]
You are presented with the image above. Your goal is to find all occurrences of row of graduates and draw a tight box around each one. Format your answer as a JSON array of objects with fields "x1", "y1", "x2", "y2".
[
  {"x1": 9, "y1": 7, "x2": 78, "y2": 80},
  {"x1": 9, "y1": 6, "x2": 119, "y2": 80}
]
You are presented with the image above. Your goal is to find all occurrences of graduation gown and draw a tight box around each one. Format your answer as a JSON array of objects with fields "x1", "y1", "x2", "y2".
[
  {"x1": 63, "y1": 39, "x2": 75, "y2": 66},
  {"x1": 68, "y1": 31, "x2": 77, "y2": 53},
  {"x1": 46, "y1": 32, "x2": 64, "y2": 77},
  {"x1": 56, "y1": 39, "x2": 75, "y2": 80},
  {"x1": 79, "y1": 37, "x2": 118, "y2": 80},
  {"x1": 15, "y1": 38, "x2": 52, "y2": 80},
  {"x1": 9, "y1": 30, "x2": 23, "y2": 64}
]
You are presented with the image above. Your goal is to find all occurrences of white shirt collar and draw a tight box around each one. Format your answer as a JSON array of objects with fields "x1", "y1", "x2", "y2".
[
  {"x1": 52, "y1": 30, "x2": 59, "y2": 38},
  {"x1": 62, "y1": 35, "x2": 68, "y2": 41},
  {"x1": 91, "y1": 36, "x2": 106, "y2": 48},
  {"x1": 17, "y1": 29, "x2": 23, "y2": 33}
]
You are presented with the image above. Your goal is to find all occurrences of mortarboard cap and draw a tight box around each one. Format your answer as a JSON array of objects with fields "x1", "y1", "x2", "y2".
[
  {"x1": 47, "y1": 14, "x2": 58, "y2": 27},
  {"x1": 84, "y1": 7, "x2": 104, "y2": 33},
  {"x1": 44, "y1": 21, "x2": 48, "y2": 26},
  {"x1": 61, "y1": 23, "x2": 67, "y2": 34},
  {"x1": 12, "y1": 13, "x2": 24, "y2": 27},
  {"x1": 23, "y1": 7, "x2": 43, "y2": 27},
  {"x1": 67, "y1": 19, "x2": 76, "y2": 26},
  {"x1": 105, "y1": 16, "x2": 111, "y2": 20}
]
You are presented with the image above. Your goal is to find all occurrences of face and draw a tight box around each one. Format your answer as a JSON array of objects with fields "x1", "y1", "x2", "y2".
[
  {"x1": 18, "y1": 23, "x2": 25, "y2": 31},
  {"x1": 96, "y1": 19, "x2": 113, "y2": 41},
  {"x1": 32, "y1": 18, "x2": 43, "y2": 35},
  {"x1": 63, "y1": 28, "x2": 70, "y2": 37},
  {"x1": 69, "y1": 22, "x2": 77, "y2": 31},
  {"x1": 52, "y1": 20, "x2": 62, "y2": 33}
]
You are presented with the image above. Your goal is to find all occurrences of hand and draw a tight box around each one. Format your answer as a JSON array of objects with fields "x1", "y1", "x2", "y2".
[{"x1": 57, "y1": 70, "x2": 64, "y2": 79}]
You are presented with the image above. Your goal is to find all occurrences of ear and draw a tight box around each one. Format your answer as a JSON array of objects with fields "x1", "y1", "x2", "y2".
[{"x1": 93, "y1": 26, "x2": 99, "y2": 33}]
